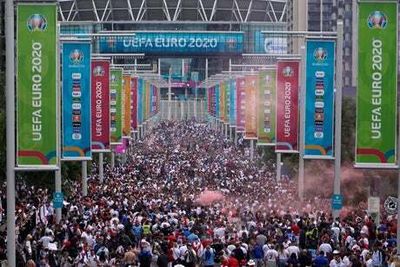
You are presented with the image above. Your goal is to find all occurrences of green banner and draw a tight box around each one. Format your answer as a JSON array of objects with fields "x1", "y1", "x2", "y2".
[
  {"x1": 356, "y1": 1, "x2": 398, "y2": 167},
  {"x1": 110, "y1": 69, "x2": 123, "y2": 144},
  {"x1": 17, "y1": 4, "x2": 58, "y2": 167},
  {"x1": 223, "y1": 81, "x2": 229, "y2": 124},
  {"x1": 257, "y1": 69, "x2": 276, "y2": 145}
]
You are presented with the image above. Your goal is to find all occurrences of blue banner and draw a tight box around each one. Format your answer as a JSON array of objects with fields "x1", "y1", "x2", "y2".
[
  {"x1": 229, "y1": 79, "x2": 236, "y2": 126},
  {"x1": 62, "y1": 42, "x2": 92, "y2": 160},
  {"x1": 99, "y1": 32, "x2": 244, "y2": 55},
  {"x1": 137, "y1": 78, "x2": 143, "y2": 125},
  {"x1": 304, "y1": 40, "x2": 335, "y2": 158},
  {"x1": 215, "y1": 84, "x2": 220, "y2": 119}
]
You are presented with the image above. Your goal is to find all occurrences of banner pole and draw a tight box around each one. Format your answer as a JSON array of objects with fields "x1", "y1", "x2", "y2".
[
  {"x1": 230, "y1": 127, "x2": 233, "y2": 140},
  {"x1": 99, "y1": 153, "x2": 104, "y2": 183},
  {"x1": 5, "y1": 0, "x2": 16, "y2": 265},
  {"x1": 276, "y1": 152, "x2": 282, "y2": 182},
  {"x1": 333, "y1": 20, "x2": 344, "y2": 219},
  {"x1": 181, "y1": 100, "x2": 184, "y2": 120},
  {"x1": 55, "y1": 167, "x2": 62, "y2": 223},
  {"x1": 168, "y1": 68, "x2": 172, "y2": 120},
  {"x1": 250, "y1": 139, "x2": 254, "y2": 160},
  {"x1": 298, "y1": 45, "x2": 306, "y2": 202},
  {"x1": 111, "y1": 151, "x2": 115, "y2": 169},
  {"x1": 234, "y1": 129, "x2": 238, "y2": 145},
  {"x1": 82, "y1": 161, "x2": 88, "y2": 197}
]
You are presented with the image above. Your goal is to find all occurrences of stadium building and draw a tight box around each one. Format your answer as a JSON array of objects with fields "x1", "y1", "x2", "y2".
[{"x1": 55, "y1": 0, "x2": 288, "y2": 100}]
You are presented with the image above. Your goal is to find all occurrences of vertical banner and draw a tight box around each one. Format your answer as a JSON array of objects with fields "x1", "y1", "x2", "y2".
[
  {"x1": 17, "y1": 4, "x2": 58, "y2": 168},
  {"x1": 122, "y1": 74, "x2": 131, "y2": 138},
  {"x1": 276, "y1": 60, "x2": 300, "y2": 153},
  {"x1": 91, "y1": 59, "x2": 110, "y2": 152},
  {"x1": 356, "y1": 1, "x2": 398, "y2": 167},
  {"x1": 62, "y1": 42, "x2": 92, "y2": 160},
  {"x1": 137, "y1": 78, "x2": 143, "y2": 127},
  {"x1": 224, "y1": 81, "x2": 230, "y2": 124},
  {"x1": 220, "y1": 82, "x2": 226, "y2": 122},
  {"x1": 304, "y1": 40, "x2": 335, "y2": 158},
  {"x1": 229, "y1": 79, "x2": 236, "y2": 127},
  {"x1": 244, "y1": 74, "x2": 258, "y2": 139},
  {"x1": 236, "y1": 77, "x2": 246, "y2": 132},
  {"x1": 110, "y1": 68, "x2": 123, "y2": 145},
  {"x1": 131, "y1": 77, "x2": 138, "y2": 132},
  {"x1": 257, "y1": 69, "x2": 276, "y2": 145},
  {"x1": 215, "y1": 85, "x2": 220, "y2": 119}
]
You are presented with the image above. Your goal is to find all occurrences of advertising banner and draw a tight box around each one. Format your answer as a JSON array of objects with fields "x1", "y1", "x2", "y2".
[
  {"x1": 110, "y1": 68, "x2": 123, "y2": 145},
  {"x1": 209, "y1": 87, "x2": 215, "y2": 117},
  {"x1": 91, "y1": 60, "x2": 110, "y2": 152},
  {"x1": 61, "y1": 42, "x2": 92, "y2": 160},
  {"x1": 99, "y1": 32, "x2": 244, "y2": 55},
  {"x1": 215, "y1": 85, "x2": 220, "y2": 119},
  {"x1": 17, "y1": 4, "x2": 58, "y2": 168},
  {"x1": 304, "y1": 40, "x2": 335, "y2": 158},
  {"x1": 257, "y1": 69, "x2": 276, "y2": 145},
  {"x1": 224, "y1": 81, "x2": 230, "y2": 124},
  {"x1": 244, "y1": 75, "x2": 258, "y2": 139},
  {"x1": 220, "y1": 82, "x2": 226, "y2": 122},
  {"x1": 122, "y1": 74, "x2": 131, "y2": 138},
  {"x1": 356, "y1": 1, "x2": 398, "y2": 167},
  {"x1": 236, "y1": 77, "x2": 246, "y2": 132},
  {"x1": 276, "y1": 60, "x2": 300, "y2": 153},
  {"x1": 137, "y1": 78, "x2": 143, "y2": 126},
  {"x1": 229, "y1": 79, "x2": 236, "y2": 127},
  {"x1": 131, "y1": 77, "x2": 138, "y2": 132}
]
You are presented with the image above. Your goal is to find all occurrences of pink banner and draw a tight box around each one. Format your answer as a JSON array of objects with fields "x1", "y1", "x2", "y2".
[
  {"x1": 91, "y1": 60, "x2": 110, "y2": 152},
  {"x1": 276, "y1": 60, "x2": 299, "y2": 152}
]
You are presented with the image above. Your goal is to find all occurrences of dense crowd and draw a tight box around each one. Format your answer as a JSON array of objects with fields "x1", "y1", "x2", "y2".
[{"x1": 0, "y1": 120, "x2": 399, "y2": 267}]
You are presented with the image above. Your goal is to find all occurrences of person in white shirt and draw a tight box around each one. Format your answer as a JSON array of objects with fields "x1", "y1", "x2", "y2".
[
  {"x1": 286, "y1": 244, "x2": 300, "y2": 258},
  {"x1": 39, "y1": 232, "x2": 54, "y2": 249},
  {"x1": 329, "y1": 251, "x2": 346, "y2": 267},
  {"x1": 318, "y1": 242, "x2": 332, "y2": 257},
  {"x1": 265, "y1": 245, "x2": 278, "y2": 267}
]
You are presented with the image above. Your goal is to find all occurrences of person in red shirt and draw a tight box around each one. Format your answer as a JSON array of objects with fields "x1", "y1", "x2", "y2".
[{"x1": 222, "y1": 252, "x2": 240, "y2": 267}]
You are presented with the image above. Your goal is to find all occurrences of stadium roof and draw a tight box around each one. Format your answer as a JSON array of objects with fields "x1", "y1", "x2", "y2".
[{"x1": 57, "y1": 0, "x2": 287, "y2": 23}]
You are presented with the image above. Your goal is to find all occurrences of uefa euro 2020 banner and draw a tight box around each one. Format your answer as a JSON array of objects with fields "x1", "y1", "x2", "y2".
[
  {"x1": 131, "y1": 77, "x2": 138, "y2": 132},
  {"x1": 17, "y1": 4, "x2": 58, "y2": 168},
  {"x1": 244, "y1": 74, "x2": 258, "y2": 139},
  {"x1": 123, "y1": 74, "x2": 131, "y2": 138},
  {"x1": 229, "y1": 79, "x2": 236, "y2": 127},
  {"x1": 215, "y1": 84, "x2": 220, "y2": 119},
  {"x1": 110, "y1": 68, "x2": 123, "y2": 145},
  {"x1": 91, "y1": 60, "x2": 111, "y2": 152},
  {"x1": 257, "y1": 69, "x2": 276, "y2": 146},
  {"x1": 276, "y1": 60, "x2": 300, "y2": 153},
  {"x1": 356, "y1": 1, "x2": 398, "y2": 168},
  {"x1": 236, "y1": 77, "x2": 246, "y2": 132},
  {"x1": 62, "y1": 42, "x2": 92, "y2": 160},
  {"x1": 304, "y1": 40, "x2": 335, "y2": 159}
]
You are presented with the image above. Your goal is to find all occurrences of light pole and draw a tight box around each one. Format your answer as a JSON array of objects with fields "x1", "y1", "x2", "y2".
[{"x1": 5, "y1": 0, "x2": 16, "y2": 265}]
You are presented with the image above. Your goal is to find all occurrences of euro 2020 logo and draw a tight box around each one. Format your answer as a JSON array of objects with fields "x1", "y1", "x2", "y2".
[
  {"x1": 27, "y1": 14, "x2": 47, "y2": 32},
  {"x1": 93, "y1": 66, "x2": 105, "y2": 77},
  {"x1": 282, "y1": 66, "x2": 294, "y2": 77},
  {"x1": 367, "y1": 11, "x2": 387, "y2": 29},
  {"x1": 313, "y1": 47, "x2": 327, "y2": 63},
  {"x1": 69, "y1": 49, "x2": 84, "y2": 65}
]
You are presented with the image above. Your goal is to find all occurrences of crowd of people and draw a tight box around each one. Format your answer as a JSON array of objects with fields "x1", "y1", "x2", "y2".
[{"x1": 0, "y1": 120, "x2": 399, "y2": 267}]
